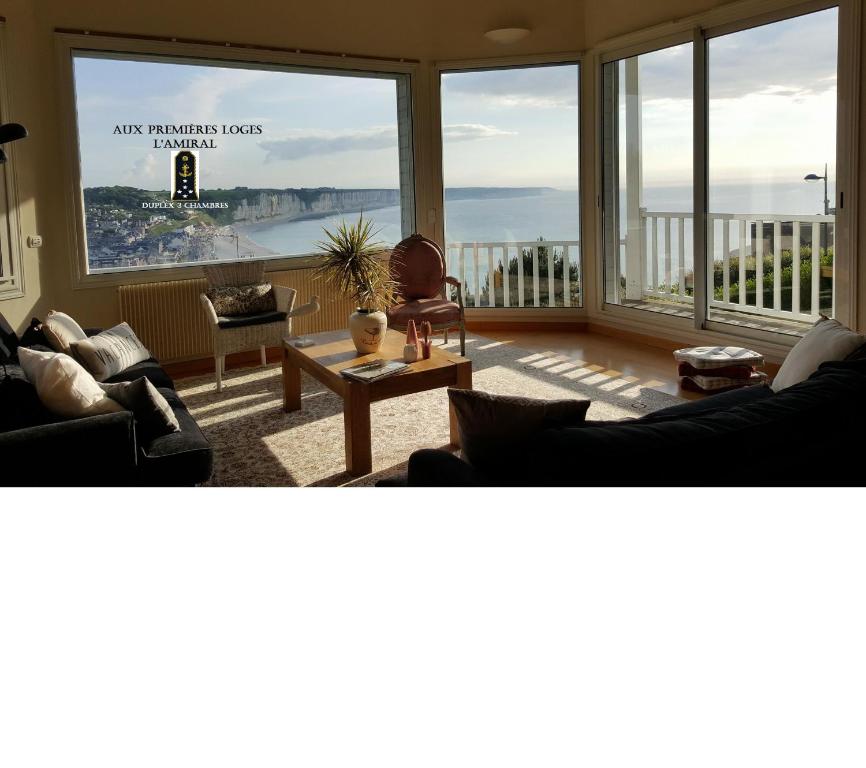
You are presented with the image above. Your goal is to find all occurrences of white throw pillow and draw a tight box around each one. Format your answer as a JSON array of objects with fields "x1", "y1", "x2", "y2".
[
  {"x1": 42, "y1": 310, "x2": 87, "y2": 354},
  {"x1": 17, "y1": 346, "x2": 124, "y2": 419},
  {"x1": 772, "y1": 317, "x2": 866, "y2": 392},
  {"x1": 69, "y1": 322, "x2": 151, "y2": 382}
]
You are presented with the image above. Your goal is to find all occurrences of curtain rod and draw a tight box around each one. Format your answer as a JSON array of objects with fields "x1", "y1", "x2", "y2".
[{"x1": 54, "y1": 28, "x2": 419, "y2": 65}]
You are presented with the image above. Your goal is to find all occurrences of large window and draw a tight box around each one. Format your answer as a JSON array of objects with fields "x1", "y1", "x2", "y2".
[
  {"x1": 602, "y1": 5, "x2": 844, "y2": 337},
  {"x1": 440, "y1": 63, "x2": 581, "y2": 309},
  {"x1": 69, "y1": 50, "x2": 414, "y2": 275}
]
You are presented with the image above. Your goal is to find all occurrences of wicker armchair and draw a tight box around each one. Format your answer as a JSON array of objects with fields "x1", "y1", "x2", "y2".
[{"x1": 199, "y1": 262, "x2": 319, "y2": 392}]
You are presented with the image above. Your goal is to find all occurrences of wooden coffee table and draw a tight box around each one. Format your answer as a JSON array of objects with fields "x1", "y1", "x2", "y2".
[{"x1": 282, "y1": 330, "x2": 472, "y2": 476}]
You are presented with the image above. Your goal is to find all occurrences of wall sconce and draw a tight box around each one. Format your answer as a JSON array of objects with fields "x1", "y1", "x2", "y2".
[
  {"x1": 484, "y1": 27, "x2": 531, "y2": 44},
  {"x1": 0, "y1": 123, "x2": 28, "y2": 164}
]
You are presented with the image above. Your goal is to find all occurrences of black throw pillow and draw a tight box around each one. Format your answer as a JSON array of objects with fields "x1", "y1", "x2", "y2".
[
  {"x1": 447, "y1": 388, "x2": 591, "y2": 473},
  {"x1": 18, "y1": 318, "x2": 50, "y2": 350},
  {"x1": 100, "y1": 376, "x2": 180, "y2": 444}
]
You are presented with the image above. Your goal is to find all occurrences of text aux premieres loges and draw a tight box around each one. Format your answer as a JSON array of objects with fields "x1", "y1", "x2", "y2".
[{"x1": 112, "y1": 123, "x2": 263, "y2": 150}]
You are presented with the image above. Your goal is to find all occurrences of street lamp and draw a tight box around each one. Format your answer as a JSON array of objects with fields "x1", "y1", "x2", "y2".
[{"x1": 804, "y1": 162, "x2": 831, "y2": 216}]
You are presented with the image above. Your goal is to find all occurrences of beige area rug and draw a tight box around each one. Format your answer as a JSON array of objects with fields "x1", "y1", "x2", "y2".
[{"x1": 175, "y1": 336, "x2": 683, "y2": 487}]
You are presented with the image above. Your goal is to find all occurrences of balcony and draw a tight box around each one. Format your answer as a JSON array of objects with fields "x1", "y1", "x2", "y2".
[
  {"x1": 445, "y1": 210, "x2": 834, "y2": 335},
  {"x1": 628, "y1": 210, "x2": 835, "y2": 334}
]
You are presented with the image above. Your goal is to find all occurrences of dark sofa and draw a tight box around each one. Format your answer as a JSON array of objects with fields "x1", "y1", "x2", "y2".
[
  {"x1": 394, "y1": 356, "x2": 866, "y2": 487},
  {"x1": 0, "y1": 324, "x2": 212, "y2": 486}
]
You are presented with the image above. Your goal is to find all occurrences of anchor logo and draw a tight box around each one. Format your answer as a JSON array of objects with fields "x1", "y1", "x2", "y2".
[{"x1": 170, "y1": 150, "x2": 200, "y2": 202}]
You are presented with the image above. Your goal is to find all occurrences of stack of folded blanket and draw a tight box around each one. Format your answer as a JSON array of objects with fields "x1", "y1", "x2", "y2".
[{"x1": 673, "y1": 346, "x2": 768, "y2": 393}]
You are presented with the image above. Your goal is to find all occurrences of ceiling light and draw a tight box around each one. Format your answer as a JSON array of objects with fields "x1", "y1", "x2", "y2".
[{"x1": 484, "y1": 27, "x2": 531, "y2": 44}]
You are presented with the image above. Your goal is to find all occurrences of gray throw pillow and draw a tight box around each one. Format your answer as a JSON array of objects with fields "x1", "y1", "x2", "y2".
[
  {"x1": 448, "y1": 388, "x2": 590, "y2": 472},
  {"x1": 206, "y1": 283, "x2": 276, "y2": 317},
  {"x1": 100, "y1": 376, "x2": 180, "y2": 443}
]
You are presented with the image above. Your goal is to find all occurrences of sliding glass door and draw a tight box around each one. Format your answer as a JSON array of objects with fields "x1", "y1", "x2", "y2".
[
  {"x1": 602, "y1": 43, "x2": 693, "y2": 317},
  {"x1": 602, "y1": 4, "x2": 844, "y2": 337},
  {"x1": 706, "y1": 7, "x2": 838, "y2": 333}
]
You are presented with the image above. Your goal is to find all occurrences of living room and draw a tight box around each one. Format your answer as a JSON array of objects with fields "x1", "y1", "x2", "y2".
[
  {"x1": 2, "y1": 1, "x2": 864, "y2": 765},
  {"x1": 1, "y1": 0, "x2": 865, "y2": 490}
]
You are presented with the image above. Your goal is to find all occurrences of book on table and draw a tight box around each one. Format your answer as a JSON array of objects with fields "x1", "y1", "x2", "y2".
[{"x1": 340, "y1": 359, "x2": 409, "y2": 383}]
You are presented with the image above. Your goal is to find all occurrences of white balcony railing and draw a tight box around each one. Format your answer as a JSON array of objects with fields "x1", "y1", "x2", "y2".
[
  {"x1": 639, "y1": 210, "x2": 835, "y2": 322},
  {"x1": 445, "y1": 212, "x2": 834, "y2": 324},
  {"x1": 446, "y1": 240, "x2": 581, "y2": 308}
]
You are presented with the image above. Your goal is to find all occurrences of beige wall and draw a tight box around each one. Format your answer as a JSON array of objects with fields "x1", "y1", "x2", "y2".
[{"x1": 1, "y1": 0, "x2": 863, "y2": 335}]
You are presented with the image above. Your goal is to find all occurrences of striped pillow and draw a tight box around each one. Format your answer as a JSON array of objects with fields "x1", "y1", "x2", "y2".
[{"x1": 70, "y1": 322, "x2": 151, "y2": 382}]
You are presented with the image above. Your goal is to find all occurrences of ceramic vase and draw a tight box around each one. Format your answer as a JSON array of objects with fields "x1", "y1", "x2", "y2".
[{"x1": 349, "y1": 308, "x2": 387, "y2": 354}]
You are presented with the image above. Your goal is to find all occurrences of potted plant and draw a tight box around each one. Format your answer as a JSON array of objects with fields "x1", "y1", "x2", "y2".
[{"x1": 314, "y1": 214, "x2": 396, "y2": 354}]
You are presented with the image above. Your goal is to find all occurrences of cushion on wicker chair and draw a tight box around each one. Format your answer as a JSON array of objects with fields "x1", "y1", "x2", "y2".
[
  {"x1": 207, "y1": 283, "x2": 276, "y2": 317},
  {"x1": 387, "y1": 298, "x2": 461, "y2": 325},
  {"x1": 216, "y1": 311, "x2": 287, "y2": 329}
]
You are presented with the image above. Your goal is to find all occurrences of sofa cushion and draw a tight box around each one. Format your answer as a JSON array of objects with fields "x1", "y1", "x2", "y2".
[
  {"x1": 102, "y1": 358, "x2": 174, "y2": 390},
  {"x1": 448, "y1": 387, "x2": 590, "y2": 474},
  {"x1": 217, "y1": 310, "x2": 287, "y2": 329},
  {"x1": 387, "y1": 298, "x2": 461, "y2": 325},
  {"x1": 207, "y1": 283, "x2": 276, "y2": 317},
  {"x1": 137, "y1": 389, "x2": 213, "y2": 486},
  {"x1": 17, "y1": 347, "x2": 125, "y2": 420},
  {"x1": 42, "y1": 310, "x2": 88, "y2": 355},
  {"x1": 639, "y1": 383, "x2": 774, "y2": 423},
  {"x1": 70, "y1": 322, "x2": 152, "y2": 382},
  {"x1": 520, "y1": 364, "x2": 866, "y2": 486},
  {"x1": 772, "y1": 317, "x2": 866, "y2": 392},
  {"x1": 100, "y1": 377, "x2": 180, "y2": 443}
]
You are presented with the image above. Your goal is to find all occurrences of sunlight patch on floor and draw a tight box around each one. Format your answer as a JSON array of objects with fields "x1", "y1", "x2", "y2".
[
  {"x1": 195, "y1": 397, "x2": 283, "y2": 428},
  {"x1": 191, "y1": 391, "x2": 276, "y2": 415}
]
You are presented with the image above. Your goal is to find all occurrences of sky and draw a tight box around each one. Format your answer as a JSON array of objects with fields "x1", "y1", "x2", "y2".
[
  {"x1": 74, "y1": 6, "x2": 837, "y2": 195},
  {"x1": 630, "y1": 7, "x2": 837, "y2": 189}
]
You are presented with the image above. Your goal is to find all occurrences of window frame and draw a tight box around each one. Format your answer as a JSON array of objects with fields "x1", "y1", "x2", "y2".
[
  {"x1": 55, "y1": 32, "x2": 419, "y2": 289},
  {"x1": 433, "y1": 52, "x2": 586, "y2": 318},
  {"x1": 0, "y1": 21, "x2": 24, "y2": 302},
  {"x1": 592, "y1": 0, "x2": 860, "y2": 348}
]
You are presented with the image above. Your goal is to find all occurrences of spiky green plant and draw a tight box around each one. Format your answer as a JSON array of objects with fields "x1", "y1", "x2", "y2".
[{"x1": 313, "y1": 214, "x2": 396, "y2": 312}]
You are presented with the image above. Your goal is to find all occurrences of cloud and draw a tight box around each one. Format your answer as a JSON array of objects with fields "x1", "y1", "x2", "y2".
[
  {"x1": 635, "y1": 8, "x2": 838, "y2": 103},
  {"x1": 259, "y1": 126, "x2": 398, "y2": 162},
  {"x1": 147, "y1": 66, "x2": 271, "y2": 123},
  {"x1": 442, "y1": 65, "x2": 578, "y2": 108},
  {"x1": 443, "y1": 123, "x2": 517, "y2": 142},
  {"x1": 123, "y1": 152, "x2": 159, "y2": 183},
  {"x1": 258, "y1": 122, "x2": 515, "y2": 162}
]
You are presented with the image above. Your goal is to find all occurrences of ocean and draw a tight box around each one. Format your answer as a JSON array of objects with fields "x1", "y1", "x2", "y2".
[{"x1": 234, "y1": 183, "x2": 834, "y2": 262}]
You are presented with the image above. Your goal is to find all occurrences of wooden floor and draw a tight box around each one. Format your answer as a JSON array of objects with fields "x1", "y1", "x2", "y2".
[
  {"x1": 478, "y1": 328, "x2": 706, "y2": 400},
  {"x1": 170, "y1": 326, "x2": 776, "y2": 402}
]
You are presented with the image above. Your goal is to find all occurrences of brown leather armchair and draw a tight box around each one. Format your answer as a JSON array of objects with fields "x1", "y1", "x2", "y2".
[{"x1": 386, "y1": 234, "x2": 466, "y2": 356}]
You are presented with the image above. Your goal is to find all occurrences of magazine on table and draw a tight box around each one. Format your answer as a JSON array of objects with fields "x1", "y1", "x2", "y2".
[{"x1": 340, "y1": 359, "x2": 409, "y2": 383}]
